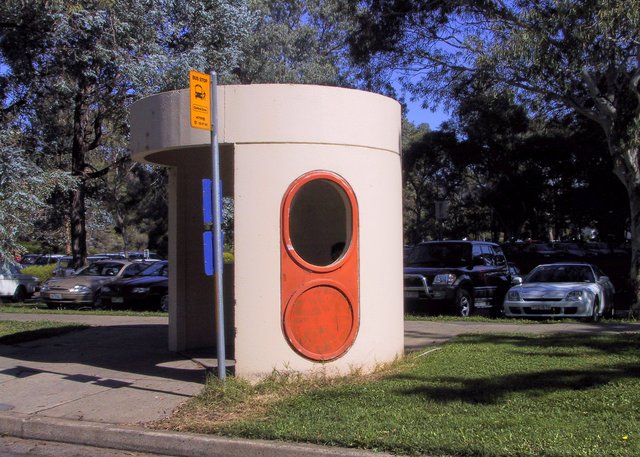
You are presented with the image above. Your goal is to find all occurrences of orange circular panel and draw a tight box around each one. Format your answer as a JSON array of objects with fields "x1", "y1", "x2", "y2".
[{"x1": 284, "y1": 284, "x2": 356, "y2": 361}]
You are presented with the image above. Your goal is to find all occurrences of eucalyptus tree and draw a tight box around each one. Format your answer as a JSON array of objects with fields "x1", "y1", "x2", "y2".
[
  {"x1": 402, "y1": 123, "x2": 462, "y2": 243},
  {"x1": 350, "y1": 0, "x2": 640, "y2": 306},
  {"x1": 1, "y1": 0, "x2": 254, "y2": 267},
  {"x1": 233, "y1": 0, "x2": 357, "y2": 85},
  {"x1": 0, "y1": 128, "x2": 75, "y2": 263}
]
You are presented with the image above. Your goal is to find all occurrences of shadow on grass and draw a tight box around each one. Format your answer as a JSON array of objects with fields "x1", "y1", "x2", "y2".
[
  {"x1": 394, "y1": 363, "x2": 640, "y2": 404},
  {"x1": 454, "y1": 332, "x2": 640, "y2": 355},
  {"x1": 392, "y1": 333, "x2": 640, "y2": 405},
  {"x1": 0, "y1": 325, "x2": 89, "y2": 345}
]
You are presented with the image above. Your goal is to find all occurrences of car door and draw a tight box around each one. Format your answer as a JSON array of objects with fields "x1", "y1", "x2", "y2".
[
  {"x1": 489, "y1": 245, "x2": 511, "y2": 305},
  {"x1": 0, "y1": 264, "x2": 18, "y2": 296},
  {"x1": 474, "y1": 244, "x2": 509, "y2": 307},
  {"x1": 470, "y1": 244, "x2": 493, "y2": 307},
  {"x1": 594, "y1": 266, "x2": 615, "y2": 307}
]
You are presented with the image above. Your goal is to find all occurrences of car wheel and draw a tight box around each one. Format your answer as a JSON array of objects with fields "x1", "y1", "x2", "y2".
[
  {"x1": 590, "y1": 298, "x2": 601, "y2": 323},
  {"x1": 160, "y1": 294, "x2": 169, "y2": 312},
  {"x1": 93, "y1": 293, "x2": 105, "y2": 310},
  {"x1": 455, "y1": 289, "x2": 473, "y2": 317},
  {"x1": 12, "y1": 286, "x2": 27, "y2": 303}
]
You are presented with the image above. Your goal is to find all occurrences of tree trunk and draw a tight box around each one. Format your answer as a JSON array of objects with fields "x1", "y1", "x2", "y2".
[
  {"x1": 70, "y1": 82, "x2": 90, "y2": 269},
  {"x1": 625, "y1": 181, "x2": 640, "y2": 313},
  {"x1": 611, "y1": 140, "x2": 640, "y2": 313},
  {"x1": 70, "y1": 183, "x2": 87, "y2": 268}
]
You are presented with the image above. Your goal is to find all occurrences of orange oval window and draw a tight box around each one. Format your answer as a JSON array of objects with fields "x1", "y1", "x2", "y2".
[{"x1": 288, "y1": 178, "x2": 352, "y2": 267}]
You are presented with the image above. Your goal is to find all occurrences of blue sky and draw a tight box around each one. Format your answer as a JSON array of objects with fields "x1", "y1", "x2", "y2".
[{"x1": 404, "y1": 97, "x2": 451, "y2": 129}]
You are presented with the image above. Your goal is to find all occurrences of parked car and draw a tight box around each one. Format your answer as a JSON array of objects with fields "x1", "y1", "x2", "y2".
[
  {"x1": 404, "y1": 240, "x2": 514, "y2": 317},
  {"x1": 554, "y1": 242, "x2": 591, "y2": 259},
  {"x1": 507, "y1": 262, "x2": 521, "y2": 277},
  {"x1": 99, "y1": 261, "x2": 168, "y2": 311},
  {"x1": 524, "y1": 242, "x2": 560, "y2": 260},
  {"x1": 503, "y1": 262, "x2": 615, "y2": 321},
  {"x1": 39, "y1": 260, "x2": 149, "y2": 309},
  {"x1": 19, "y1": 253, "x2": 64, "y2": 266},
  {"x1": 52, "y1": 255, "x2": 74, "y2": 277},
  {"x1": 403, "y1": 245, "x2": 413, "y2": 263},
  {"x1": 126, "y1": 251, "x2": 163, "y2": 262},
  {"x1": 584, "y1": 242, "x2": 607, "y2": 256},
  {"x1": 0, "y1": 262, "x2": 40, "y2": 302},
  {"x1": 91, "y1": 253, "x2": 127, "y2": 260}
]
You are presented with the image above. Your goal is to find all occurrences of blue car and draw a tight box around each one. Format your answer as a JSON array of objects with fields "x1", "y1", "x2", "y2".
[{"x1": 98, "y1": 261, "x2": 169, "y2": 311}]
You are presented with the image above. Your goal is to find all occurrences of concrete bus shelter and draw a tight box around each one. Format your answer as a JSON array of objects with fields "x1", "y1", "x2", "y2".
[{"x1": 129, "y1": 84, "x2": 404, "y2": 379}]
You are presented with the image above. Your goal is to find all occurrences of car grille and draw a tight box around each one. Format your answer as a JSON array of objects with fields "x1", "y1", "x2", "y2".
[
  {"x1": 46, "y1": 286, "x2": 68, "y2": 292},
  {"x1": 404, "y1": 275, "x2": 434, "y2": 288},
  {"x1": 522, "y1": 297, "x2": 562, "y2": 302},
  {"x1": 509, "y1": 307, "x2": 578, "y2": 315}
]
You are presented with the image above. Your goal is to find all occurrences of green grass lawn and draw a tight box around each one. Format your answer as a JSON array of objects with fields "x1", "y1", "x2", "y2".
[
  {"x1": 161, "y1": 332, "x2": 640, "y2": 457},
  {"x1": 0, "y1": 320, "x2": 89, "y2": 344},
  {"x1": 0, "y1": 302, "x2": 166, "y2": 317}
]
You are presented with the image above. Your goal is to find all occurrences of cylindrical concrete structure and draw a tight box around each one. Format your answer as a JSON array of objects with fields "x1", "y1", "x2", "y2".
[{"x1": 130, "y1": 84, "x2": 403, "y2": 379}]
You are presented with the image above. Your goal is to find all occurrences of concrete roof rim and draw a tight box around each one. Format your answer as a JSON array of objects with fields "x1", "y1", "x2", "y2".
[{"x1": 136, "y1": 141, "x2": 402, "y2": 166}]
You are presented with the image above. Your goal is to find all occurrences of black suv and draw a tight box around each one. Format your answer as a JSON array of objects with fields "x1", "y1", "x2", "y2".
[{"x1": 404, "y1": 240, "x2": 512, "y2": 317}]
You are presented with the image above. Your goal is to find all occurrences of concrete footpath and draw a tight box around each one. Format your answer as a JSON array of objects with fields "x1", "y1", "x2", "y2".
[{"x1": 1, "y1": 313, "x2": 639, "y2": 456}]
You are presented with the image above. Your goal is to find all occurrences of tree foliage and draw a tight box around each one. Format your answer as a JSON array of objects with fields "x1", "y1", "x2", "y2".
[
  {"x1": 402, "y1": 90, "x2": 628, "y2": 246},
  {"x1": 232, "y1": 0, "x2": 357, "y2": 85},
  {"x1": 1, "y1": 0, "x2": 254, "y2": 266},
  {"x1": 352, "y1": 0, "x2": 640, "y2": 304},
  {"x1": 0, "y1": 128, "x2": 75, "y2": 263}
]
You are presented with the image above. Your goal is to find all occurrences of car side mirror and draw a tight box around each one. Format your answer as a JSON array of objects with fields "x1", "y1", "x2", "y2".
[
  {"x1": 511, "y1": 276, "x2": 523, "y2": 285},
  {"x1": 598, "y1": 276, "x2": 610, "y2": 283}
]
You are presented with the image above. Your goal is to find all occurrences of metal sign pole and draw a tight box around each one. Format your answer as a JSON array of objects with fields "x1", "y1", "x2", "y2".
[{"x1": 210, "y1": 71, "x2": 226, "y2": 380}]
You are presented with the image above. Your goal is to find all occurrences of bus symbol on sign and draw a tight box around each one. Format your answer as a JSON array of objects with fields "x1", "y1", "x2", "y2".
[
  {"x1": 194, "y1": 84, "x2": 206, "y2": 99},
  {"x1": 189, "y1": 70, "x2": 211, "y2": 130}
]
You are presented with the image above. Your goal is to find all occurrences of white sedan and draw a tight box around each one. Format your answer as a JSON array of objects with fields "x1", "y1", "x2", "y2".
[
  {"x1": 503, "y1": 263, "x2": 615, "y2": 321},
  {"x1": 0, "y1": 262, "x2": 40, "y2": 302}
]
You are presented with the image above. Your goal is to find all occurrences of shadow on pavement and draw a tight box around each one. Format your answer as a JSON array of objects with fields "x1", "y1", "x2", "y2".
[{"x1": 0, "y1": 324, "x2": 207, "y2": 385}]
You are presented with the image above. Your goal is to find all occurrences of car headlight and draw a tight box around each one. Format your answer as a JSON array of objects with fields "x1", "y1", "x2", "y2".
[
  {"x1": 433, "y1": 273, "x2": 457, "y2": 286},
  {"x1": 506, "y1": 290, "x2": 521, "y2": 301},
  {"x1": 132, "y1": 287, "x2": 150, "y2": 294},
  {"x1": 69, "y1": 284, "x2": 92, "y2": 293},
  {"x1": 565, "y1": 290, "x2": 594, "y2": 301},
  {"x1": 40, "y1": 284, "x2": 50, "y2": 292}
]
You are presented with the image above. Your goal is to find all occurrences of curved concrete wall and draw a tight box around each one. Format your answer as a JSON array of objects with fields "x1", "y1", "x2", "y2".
[{"x1": 130, "y1": 84, "x2": 404, "y2": 379}]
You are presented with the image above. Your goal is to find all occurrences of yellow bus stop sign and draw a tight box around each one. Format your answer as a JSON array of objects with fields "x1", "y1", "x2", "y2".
[{"x1": 190, "y1": 70, "x2": 211, "y2": 130}]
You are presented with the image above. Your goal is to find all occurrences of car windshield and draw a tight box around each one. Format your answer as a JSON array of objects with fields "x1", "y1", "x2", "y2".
[
  {"x1": 77, "y1": 262, "x2": 124, "y2": 277},
  {"x1": 406, "y1": 243, "x2": 472, "y2": 268},
  {"x1": 139, "y1": 262, "x2": 168, "y2": 277},
  {"x1": 0, "y1": 263, "x2": 22, "y2": 275},
  {"x1": 526, "y1": 265, "x2": 595, "y2": 283}
]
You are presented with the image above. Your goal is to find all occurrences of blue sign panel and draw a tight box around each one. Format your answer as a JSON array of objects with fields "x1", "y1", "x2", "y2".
[
  {"x1": 203, "y1": 231, "x2": 214, "y2": 276},
  {"x1": 202, "y1": 179, "x2": 224, "y2": 277},
  {"x1": 202, "y1": 179, "x2": 213, "y2": 224}
]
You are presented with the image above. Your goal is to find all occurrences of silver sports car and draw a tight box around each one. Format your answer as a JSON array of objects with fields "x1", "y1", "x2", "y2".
[{"x1": 503, "y1": 263, "x2": 615, "y2": 321}]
